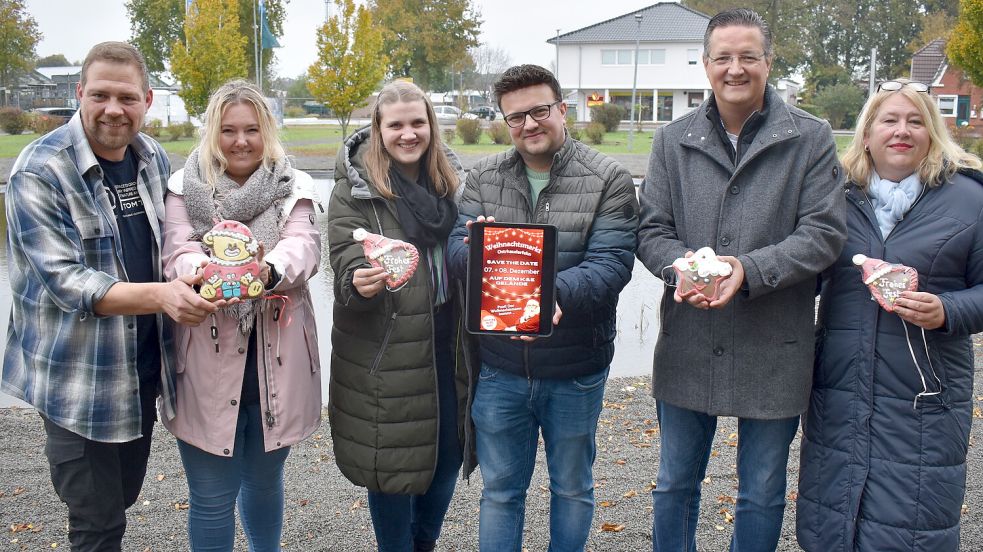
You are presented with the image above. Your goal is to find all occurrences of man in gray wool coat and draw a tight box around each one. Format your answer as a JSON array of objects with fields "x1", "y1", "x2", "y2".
[{"x1": 636, "y1": 8, "x2": 847, "y2": 552}]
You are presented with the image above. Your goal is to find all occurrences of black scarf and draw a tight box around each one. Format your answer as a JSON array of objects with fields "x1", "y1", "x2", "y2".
[{"x1": 389, "y1": 167, "x2": 457, "y2": 249}]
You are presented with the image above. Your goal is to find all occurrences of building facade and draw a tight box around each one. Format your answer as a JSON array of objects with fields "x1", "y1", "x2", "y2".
[
  {"x1": 548, "y1": 2, "x2": 711, "y2": 123},
  {"x1": 911, "y1": 39, "x2": 983, "y2": 133}
]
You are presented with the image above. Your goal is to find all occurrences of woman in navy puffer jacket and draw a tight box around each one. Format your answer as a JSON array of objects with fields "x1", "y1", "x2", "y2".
[{"x1": 797, "y1": 79, "x2": 983, "y2": 551}]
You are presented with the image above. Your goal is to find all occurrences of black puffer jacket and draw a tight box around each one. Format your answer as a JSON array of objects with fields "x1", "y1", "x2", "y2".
[
  {"x1": 797, "y1": 170, "x2": 983, "y2": 551},
  {"x1": 328, "y1": 127, "x2": 478, "y2": 494}
]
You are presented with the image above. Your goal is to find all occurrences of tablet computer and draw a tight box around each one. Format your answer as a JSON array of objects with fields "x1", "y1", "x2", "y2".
[{"x1": 465, "y1": 222, "x2": 558, "y2": 337}]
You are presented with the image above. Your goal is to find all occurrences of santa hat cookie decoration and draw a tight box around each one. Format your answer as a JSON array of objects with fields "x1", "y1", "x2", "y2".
[
  {"x1": 672, "y1": 247, "x2": 733, "y2": 301},
  {"x1": 852, "y1": 254, "x2": 918, "y2": 312},
  {"x1": 354, "y1": 228, "x2": 420, "y2": 291},
  {"x1": 199, "y1": 220, "x2": 264, "y2": 301}
]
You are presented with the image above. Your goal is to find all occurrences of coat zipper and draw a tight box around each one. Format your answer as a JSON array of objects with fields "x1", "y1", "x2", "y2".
[
  {"x1": 369, "y1": 312, "x2": 398, "y2": 375},
  {"x1": 258, "y1": 315, "x2": 276, "y2": 428}
]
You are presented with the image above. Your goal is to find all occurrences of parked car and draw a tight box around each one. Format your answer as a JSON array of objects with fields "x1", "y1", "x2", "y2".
[
  {"x1": 33, "y1": 107, "x2": 76, "y2": 125},
  {"x1": 467, "y1": 106, "x2": 498, "y2": 121},
  {"x1": 433, "y1": 105, "x2": 462, "y2": 125}
]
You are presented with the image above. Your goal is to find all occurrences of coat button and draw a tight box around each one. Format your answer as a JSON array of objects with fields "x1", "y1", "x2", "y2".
[
  {"x1": 238, "y1": 347, "x2": 245, "y2": 354},
  {"x1": 720, "y1": 236, "x2": 731, "y2": 246},
  {"x1": 127, "y1": 323, "x2": 134, "y2": 329},
  {"x1": 730, "y1": 185, "x2": 740, "y2": 195},
  {"x1": 231, "y1": 399, "x2": 237, "y2": 406},
  {"x1": 713, "y1": 347, "x2": 724, "y2": 356},
  {"x1": 276, "y1": 441, "x2": 281, "y2": 447},
  {"x1": 768, "y1": 275, "x2": 779, "y2": 285},
  {"x1": 223, "y1": 448, "x2": 230, "y2": 455}
]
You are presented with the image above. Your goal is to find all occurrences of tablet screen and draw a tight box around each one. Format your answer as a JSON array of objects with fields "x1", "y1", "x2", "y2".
[{"x1": 466, "y1": 222, "x2": 557, "y2": 336}]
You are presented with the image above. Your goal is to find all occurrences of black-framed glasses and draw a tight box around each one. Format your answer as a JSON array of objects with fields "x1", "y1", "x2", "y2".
[
  {"x1": 878, "y1": 80, "x2": 930, "y2": 93},
  {"x1": 504, "y1": 101, "x2": 561, "y2": 128},
  {"x1": 706, "y1": 53, "x2": 767, "y2": 67}
]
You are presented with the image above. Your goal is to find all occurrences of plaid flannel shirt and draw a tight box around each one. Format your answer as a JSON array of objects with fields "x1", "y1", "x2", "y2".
[{"x1": 1, "y1": 114, "x2": 176, "y2": 443}]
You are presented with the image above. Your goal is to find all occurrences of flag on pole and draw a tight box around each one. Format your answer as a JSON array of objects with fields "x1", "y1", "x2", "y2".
[{"x1": 259, "y1": 0, "x2": 280, "y2": 49}]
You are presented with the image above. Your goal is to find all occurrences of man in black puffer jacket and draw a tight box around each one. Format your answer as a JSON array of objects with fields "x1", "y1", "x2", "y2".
[{"x1": 447, "y1": 64, "x2": 639, "y2": 552}]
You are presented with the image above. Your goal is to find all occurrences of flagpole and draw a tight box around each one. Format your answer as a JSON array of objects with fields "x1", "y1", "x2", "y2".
[{"x1": 253, "y1": 0, "x2": 261, "y2": 89}]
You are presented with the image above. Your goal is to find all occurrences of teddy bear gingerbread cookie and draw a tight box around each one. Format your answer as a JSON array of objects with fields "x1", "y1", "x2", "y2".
[{"x1": 198, "y1": 220, "x2": 266, "y2": 301}]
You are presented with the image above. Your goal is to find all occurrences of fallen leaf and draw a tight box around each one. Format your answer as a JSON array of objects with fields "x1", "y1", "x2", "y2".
[
  {"x1": 538, "y1": 485, "x2": 549, "y2": 492},
  {"x1": 603, "y1": 401, "x2": 626, "y2": 410},
  {"x1": 715, "y1": 525, "x2": 726, "y2": 531},
  {"x1": 711, "y1": 450, "x2": 720, "y2": 457},
  {"x1": 623, "y1": 490, "x2": 638, "y2": 498},
  {"x1": 174, "y1": 502, "x2": 189, "y2": 511},
  {"x1": 350, "y1": 499, "x2": 363, "y2": 511},
  {"x1": 789, "y1": 491, "x2": 799, "y2": 502},
  {"x1": 723, "y1": 511, "x2": 734, "y2": 524},
  {"x1": 156, "y1": 474, "x2": 165, "y2": 482},
  {"x1": 51, "y1": 543, "x2": 58, "y2": 548},
  {"x1": 717, "y1": 495, "x2": 736, "y2": 505},
  {"x1": 9, "y1": 523, "x2": 31, "y2": 533},
  {"x1": 299, "y1": 499, "x2": 309, "y2": 507},
  {"x1": 647, "y1": 480, "x2": 657, "y2": 491},
  {"x1": 728, "y1": 433, "x2": 738, "y2": 440},
  {"x1": 600, "y1": 523, "x2": 625, "y2": 532},
  {"x1": 599, "y1": 500, "x2": 616, "y2": 507},
  {"x1": 642, "y1": 418, "x2": 654, "y2": 425},
  {"x1": 643, "y1": 428, "x2": 658, "y2": 435},
  {"x1": 974, "y1": 407, "x2": 982, "y2": 419},
  {"x1": 142, "y1": 500, "x2": 150, "y2": 506},
  {"x1": 615, "y1": 459, "x2": 627, "y2": 465},
  {"x1": 962, "y1": 504, "x2": 969, "y2": 516},
  {"x1": 314, "y1": 434, "x2": 323, "y2": 440},
  {"x1": 12, "y1": 487, "x2": 25, "y2": 496}
]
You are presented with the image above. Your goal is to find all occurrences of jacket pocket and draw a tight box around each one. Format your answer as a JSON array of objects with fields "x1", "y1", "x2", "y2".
[
  {"x1": 304, "y1": 324, "x2": 319, "y2": 374},
  {"x1": 572, "y1": 367, "x2": 609, "y2": 391},
  {"x1": 369, "y1": 312, "x2": 398, "y2": 375}
]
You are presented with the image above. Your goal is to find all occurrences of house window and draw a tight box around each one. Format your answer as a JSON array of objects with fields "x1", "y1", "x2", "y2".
[
  {"x1": 657, "y1": 91, "x2": 674, "y2": 121},
  {"x1": 636, "y1": 50, "x2": 649, "y2": 65},
  {"x1": 687, "y1": 49, "x2": 699, "y2": 65},
  {"x1": 688, "y1": 91, "x2": 704, "y2": 108},
  {"x1": 601, "y1": 50, "x2": 617, "y2": 65},
  {"x1": 649, "y1": 49, "x2": 666, "y2": 64},
  {"x1": 618, "y1": 50, "x2": 632, "y2": 64},
  {"x1": 938, "y1": 95, "x2": 957, "y2": 117}
]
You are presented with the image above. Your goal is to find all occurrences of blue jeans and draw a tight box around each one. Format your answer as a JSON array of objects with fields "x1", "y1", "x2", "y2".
[
  {"x1": 177, "y1": 404, "x2": 290, "y2": 552},
  {"x1": 651, "y1": 400, "x2": 798, "y2": 552},
  {"x1": 472, "y1": 363, "x2": 609, "y2": 552},
  {"x1": 367, "y1": 305, "x2": 462, "y2": 552}
]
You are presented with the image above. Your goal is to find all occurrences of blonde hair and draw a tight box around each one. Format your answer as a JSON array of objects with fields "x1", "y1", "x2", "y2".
[
  {"x1": 364, "y1": 80, "x2": 458, "y2": 200},
  {"x1": 842, "y1": 78, "x2": 982, "y2": 188},
  {"x1": 197, "y1": 80, "x2": 286, "y2": 187}
]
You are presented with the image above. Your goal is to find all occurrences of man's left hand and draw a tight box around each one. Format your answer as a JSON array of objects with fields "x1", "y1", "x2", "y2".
[
  {"x1": 511, "y1": 302, "x2": 563, "y2": 342},
  {"x1": 709, "y1": 256, "x2": 745, "y2": 309}
]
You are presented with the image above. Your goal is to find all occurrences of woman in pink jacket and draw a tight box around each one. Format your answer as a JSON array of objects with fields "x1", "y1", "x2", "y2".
[{"x1": 162, "y1": 80, "x2": 322, "y2": 551}]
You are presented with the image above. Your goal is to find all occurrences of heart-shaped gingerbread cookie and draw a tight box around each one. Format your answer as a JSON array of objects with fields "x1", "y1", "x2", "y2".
[
  {"x1": 354, "y1": 228, "x2": 420, "y2": 291},
  {"x1": 852, "y1": 254, "x2": 918, "y2": 312}
]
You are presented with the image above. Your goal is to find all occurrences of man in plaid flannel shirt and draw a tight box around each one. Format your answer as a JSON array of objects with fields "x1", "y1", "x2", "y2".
[{"x1": 1, "y1": 42, "x2": 219, "y2": 551}]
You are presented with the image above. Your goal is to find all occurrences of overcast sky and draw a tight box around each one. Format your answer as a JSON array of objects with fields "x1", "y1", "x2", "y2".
[{"x1": 26, "y1": 0, "x2": 658, "y2": 79}]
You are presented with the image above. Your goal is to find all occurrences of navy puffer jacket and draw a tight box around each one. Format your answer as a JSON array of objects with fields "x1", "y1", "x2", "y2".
[
  {"x1": 797, "y1": 170, "x2": 983, "y2": 551},
  {"x1": 446, "y1": 136, "x2": 639, "y2": 379}
]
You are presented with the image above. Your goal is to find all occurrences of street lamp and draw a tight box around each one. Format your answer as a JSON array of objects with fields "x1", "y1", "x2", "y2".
[
  {"x1": 628, "y1": 13, "x2": 642, "y2": 151},
  {"x1": 555, "y1": 28, "x2": 561, "y2": 80}
]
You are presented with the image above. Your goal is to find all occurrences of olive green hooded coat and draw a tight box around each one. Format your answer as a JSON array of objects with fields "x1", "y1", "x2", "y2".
[{"x1": 328, "y1": 127, "x2": 477, "y2": 494}]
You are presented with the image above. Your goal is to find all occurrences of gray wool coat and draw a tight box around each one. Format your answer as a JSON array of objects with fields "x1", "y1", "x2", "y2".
[{"x1": 637, "y1": 87, "x2": 847, "y2": 419}]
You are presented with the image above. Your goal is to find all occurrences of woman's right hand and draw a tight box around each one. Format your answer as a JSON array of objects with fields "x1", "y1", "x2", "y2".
[{"x1": 353, "y1": 266, "x2": 390, "y2": 298}]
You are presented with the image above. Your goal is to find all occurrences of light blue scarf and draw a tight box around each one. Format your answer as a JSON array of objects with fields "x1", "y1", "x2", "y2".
[{"x1": 867, "y1": 171, "x2": 923, "y2": 239}]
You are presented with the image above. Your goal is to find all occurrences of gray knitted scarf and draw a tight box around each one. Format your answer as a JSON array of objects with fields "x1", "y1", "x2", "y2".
[{"x1": 182, "y1": 148, "x2": 294, "y2": 333}]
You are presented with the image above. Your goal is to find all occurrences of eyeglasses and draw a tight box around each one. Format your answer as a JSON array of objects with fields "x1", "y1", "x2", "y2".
[
  {"x1": 504, "y1": 101, "x2": 561, "y2": 128},
  {"x1": 706, "y1": 53, "x2": 767, "y2": 67},
  {"x1": 878, "y1": 80, "x2": 929, "y2": 93}
]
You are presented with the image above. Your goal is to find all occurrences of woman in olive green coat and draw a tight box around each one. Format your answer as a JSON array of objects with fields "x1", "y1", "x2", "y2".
[{"x1": 327, "y1": 80, "x2": 476, "y2": 552}]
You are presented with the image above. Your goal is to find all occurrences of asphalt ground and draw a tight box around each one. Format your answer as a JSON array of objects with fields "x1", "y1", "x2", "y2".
[{"x1": 1, "y1": 335, "x2": 982, "y2": 551}]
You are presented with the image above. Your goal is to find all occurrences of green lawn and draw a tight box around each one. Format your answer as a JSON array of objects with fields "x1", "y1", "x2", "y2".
[{"x1": 0, "y1": 124, "x2": 857, "y2": 160}]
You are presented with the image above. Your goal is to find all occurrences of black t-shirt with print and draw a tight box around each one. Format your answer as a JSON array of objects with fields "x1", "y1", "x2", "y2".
[{"x1": 97, "y1": 147, "x2": 161, "y2": 388}]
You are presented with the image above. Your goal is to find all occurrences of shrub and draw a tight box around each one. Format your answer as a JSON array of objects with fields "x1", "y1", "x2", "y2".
[
  {"x1": 285, "y1": 106, "x2": 306, "y2": 118},
  {"x1": 30, "y1": 113, "x2": 62, "y2": 135},
  {"x1": 585, "y1": 122, "x2": 605, "y2": 145},
  {"x1": 442, "y1": 128, "x2": 456, "y2": 145},
  {"x1": 167, "y1": 124, "x2": 184, "y2": 142},
  {"x1": 142, "y1": 119, "x2": 163, "y2": 138},
  {"x1": 456, "y1": 118, "x2": 482, "y2": 145},
  {"x1": 486, "y1": 121, "x2": 510, "y2": 144},
  {"x1": 0, "y1": 107, "x2": 28, "y2": 135},
  {"x1": 591, "y1": 103, "x2": 625, "y2": 132},
  {"x1": 565, "y1": 115, "x2": 582, "y2": 141},
  {"x1": 181, "y1": 121, "x2": 196, "y2": 138}
]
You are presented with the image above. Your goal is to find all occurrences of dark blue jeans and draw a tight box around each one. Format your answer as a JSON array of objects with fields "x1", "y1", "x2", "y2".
[
  {"x1": 651, "y1": 400, "x2": 799, "y2": 552},
  {"x1": 368, "y1": 306, "x2": 462, "y2": 552},
  {"x1": 177, "y1": 404, "x2": 290, "y2": 552},
  {"x1": 472, "y1": 364, "x2": 609, "y2": 552}
]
